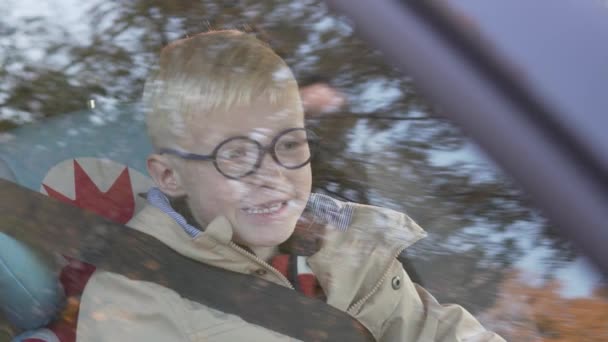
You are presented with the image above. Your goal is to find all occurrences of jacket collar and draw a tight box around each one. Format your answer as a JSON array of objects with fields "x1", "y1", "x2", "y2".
[
  {"x1": 307, "y1": 202, "x2": 426, "y2": 310},
  {"x1": 127, "y1": 194, "x2": 427, "y2": 308}
]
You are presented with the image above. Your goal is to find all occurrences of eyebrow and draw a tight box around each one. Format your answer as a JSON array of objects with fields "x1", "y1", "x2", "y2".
[
  {"x1": 198, "y1": 125, "x2": 306, "y2": 150},
  {"x1": 246, "y1": 125, "x2": 306, "y2": 139}
]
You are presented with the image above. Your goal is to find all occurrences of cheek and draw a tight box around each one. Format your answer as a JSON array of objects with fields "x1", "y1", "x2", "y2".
[
  {"x1": 182, "y1": 166, "x2": 242, "y2": 220},
  {"x1": 198, "y1": 178, "x2": 253, "y2": 212},
  {"x1": 223, "y1": 179, "x2": 254, "y2": 200},
  {"x1": 291, "y1": 166, "x2": 312, "y2": 196}
]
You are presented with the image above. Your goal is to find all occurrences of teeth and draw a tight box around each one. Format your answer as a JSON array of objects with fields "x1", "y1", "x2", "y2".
[{"x1": 244, "y1": 202, "x2": 283, "y2": 215}]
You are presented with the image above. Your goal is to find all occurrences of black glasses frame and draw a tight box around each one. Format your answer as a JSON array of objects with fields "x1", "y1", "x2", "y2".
[{"x1": 158, "y1": 127, "x2": 319, "y2": 179}]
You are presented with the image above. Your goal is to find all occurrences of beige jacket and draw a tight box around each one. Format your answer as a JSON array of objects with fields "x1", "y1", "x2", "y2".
[{"x1": 76, "y1": 200, "x2": 504, "y2": 342}]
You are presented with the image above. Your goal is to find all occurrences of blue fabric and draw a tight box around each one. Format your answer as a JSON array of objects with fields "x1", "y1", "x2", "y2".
[
  {"x1": 146, "y1": 188, "x2": 202, "y2": 238},
  {"x1": 0, "y1": 233, "x2": 64, "y2": 331}
]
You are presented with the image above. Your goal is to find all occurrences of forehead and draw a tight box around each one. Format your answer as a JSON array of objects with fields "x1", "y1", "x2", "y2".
[{"x1": 182, "y1": 97, "x2": 304, "y2": 148}]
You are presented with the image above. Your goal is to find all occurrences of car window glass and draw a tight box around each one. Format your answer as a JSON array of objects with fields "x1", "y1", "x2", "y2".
[{"x1": 1, "y1": 1, "x2": 606, "y2": 341}]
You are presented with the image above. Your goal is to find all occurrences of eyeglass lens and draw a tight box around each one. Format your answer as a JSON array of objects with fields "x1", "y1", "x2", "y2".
[{"x1": 215, "y1": 129, "x2": 312, "y2": 178}]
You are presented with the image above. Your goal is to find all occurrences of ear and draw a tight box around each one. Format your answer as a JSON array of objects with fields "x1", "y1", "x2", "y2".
[{"x1": 146, "y1": 154, "x2": 187, "y2": 197}]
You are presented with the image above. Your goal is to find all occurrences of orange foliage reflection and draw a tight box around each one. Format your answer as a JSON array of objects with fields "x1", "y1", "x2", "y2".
[{"x1": 480, "y1": 269, "x2": 608, "y2": 341}]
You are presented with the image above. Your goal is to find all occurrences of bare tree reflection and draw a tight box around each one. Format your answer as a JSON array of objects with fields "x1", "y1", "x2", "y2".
[{"x1": 0, "y1": 0, "x2": 580, "y2": 313}]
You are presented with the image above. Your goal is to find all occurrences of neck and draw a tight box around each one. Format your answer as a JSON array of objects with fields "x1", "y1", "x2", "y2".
[
  {"x1": 249, "y1": 245, "x2": 280, "y2": 263},
  {"x1": 169, "y1": 195, "x2": 203, "y2": 229}
]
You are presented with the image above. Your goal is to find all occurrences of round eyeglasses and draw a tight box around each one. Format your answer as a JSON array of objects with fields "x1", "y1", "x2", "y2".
[{"x1": 158, "y1": 128, "x2": 319, "y2": 179}]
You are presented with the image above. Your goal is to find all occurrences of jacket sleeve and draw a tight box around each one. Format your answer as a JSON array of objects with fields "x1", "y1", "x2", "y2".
[{"x1": 378, "y1": 265, "x2": 505, "y2": 342}]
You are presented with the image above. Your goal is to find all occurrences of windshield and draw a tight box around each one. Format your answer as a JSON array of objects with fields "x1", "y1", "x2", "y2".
[{"x1": 1, "y1": 1, "x2": 606, "y2": 341}]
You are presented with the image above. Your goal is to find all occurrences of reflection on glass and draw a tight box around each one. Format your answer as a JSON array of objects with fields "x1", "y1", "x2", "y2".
[{"x1": 0, "y1": 1, "x2": 604, "y2": 341}]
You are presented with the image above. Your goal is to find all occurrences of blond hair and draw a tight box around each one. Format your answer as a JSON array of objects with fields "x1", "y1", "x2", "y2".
[{"x1": 143, "y1": 30, "x2": 300, "y2": 149}]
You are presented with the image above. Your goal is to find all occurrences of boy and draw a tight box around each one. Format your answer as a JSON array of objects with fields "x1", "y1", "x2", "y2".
[
  {"x1": 135, "y1": 30, "x2": 502, "y2": 341},
  {"x1": 15, "y1": 30, "x2": 504, "y2": 341}
]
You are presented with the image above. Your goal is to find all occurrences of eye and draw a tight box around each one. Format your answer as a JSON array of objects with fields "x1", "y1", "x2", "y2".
[
  {"x1": 278, "y1": 140, "x2": 305, "y2": 151},
  {"x1": 221, "y1": 147, "x2": 247, "y2": 160}
]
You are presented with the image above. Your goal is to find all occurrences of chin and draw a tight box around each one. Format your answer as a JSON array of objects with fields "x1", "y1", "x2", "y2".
[{"x1": 238, "y1": 222, "x2": 296, "y2": 248}]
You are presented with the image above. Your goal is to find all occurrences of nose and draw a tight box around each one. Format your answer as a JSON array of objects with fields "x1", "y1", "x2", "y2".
[{"x1": 248, "y1": 151, "x2": 286, "y2": 189}]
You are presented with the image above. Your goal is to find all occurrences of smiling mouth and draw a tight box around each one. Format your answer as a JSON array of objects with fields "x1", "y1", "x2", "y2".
[{"x1": 242, "y1": 200, "x2": 289, "y2": 215}]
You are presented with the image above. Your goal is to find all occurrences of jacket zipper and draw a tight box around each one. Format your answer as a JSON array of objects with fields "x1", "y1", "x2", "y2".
[
  {"x1": 228, "y1": 241, "x2": 295, "y2": 290},
  {"x1": 346, "y1": 246, "x2": 406, "y2": 315}
]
